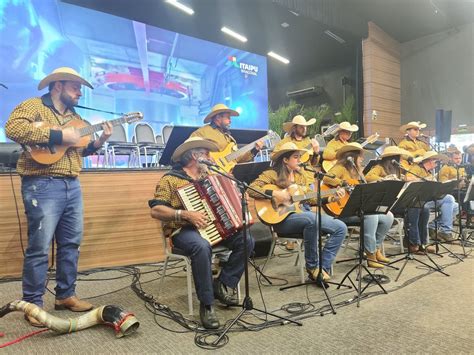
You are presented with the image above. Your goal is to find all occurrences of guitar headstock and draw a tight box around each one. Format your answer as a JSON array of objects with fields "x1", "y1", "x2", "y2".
[
  {"x1": 123, "y1": 112, "x2": 144, "y2": 123},
  {"x1": 366, "y1": 132, "x2": 380, "y2": 144},
  {"x1": 322, "y1": 123, "x2": 340, "y2": 137},
  {"x1": 265, "y1": 130, "x2": 281, "y2": 149}
]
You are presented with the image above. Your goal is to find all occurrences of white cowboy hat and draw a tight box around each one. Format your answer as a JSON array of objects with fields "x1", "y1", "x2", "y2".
[
  {"x1": 171, "y1": 137, "x2": 219, "y2": 162},
  {"x1": 271, "y1": 142, "x2": 308, "y2": 161},
  {"x1": 335, "y1": 142, "x2": 365, "y2": 159},
  {"x1": 282, "y1": 115, "x2": 316, "y2": 133},
  {"x1": 380, "y1": 146, "x2": 412, "y2": 159},
  {"x1": 335, "y1": 121, "x2": 359, "y2": 133},
  {"x1": 203, "y1": 103, "x2": 239, "y2": 123},
  {"x1": 400, "y1": 121, "x2": 427, "y2": 132},
  {"x1": 414, "y1": 150, "x2": 448, "y2": 164},
  {"x1": 38, "y1": 67, "x2": 93, "y2": 90}
]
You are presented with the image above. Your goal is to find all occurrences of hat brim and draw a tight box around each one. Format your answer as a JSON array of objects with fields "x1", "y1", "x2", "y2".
[
  {"x1": 336, "y1": 125, "x2": 359, "y2": 133},
  {"x1": 171, "y1": 139, "x2": 219, "y2": 162},
  {"x1": 271, "y1": 148, "x2": 308, "y2": 161},
  {"x1": 400, "y1": 123, "x2": 427, "y2": 132},
  {"x1": 203, "y1": 109, "x2": 239, "y2": 123},
  {"x1": 380, "y1": 148, "x2": 412, "y2": 159},
  {"x1": 335, "y1": 145, "x2": 364, "y2": 159},
  {"x1": 414, "y1": 153, "x2": 447, "y2": 164},
  {"x1": 38, "y1": 73, "x2": 93, "y2": 90},
  {"x1": 282, "y1": 118, "x2": 316, "y2": 133}
]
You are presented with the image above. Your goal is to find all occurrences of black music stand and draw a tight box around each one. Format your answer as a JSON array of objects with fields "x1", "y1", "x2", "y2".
[
  {"x1": 336, "y1": 181, "x2": 404, "y2": 307},
  {"x1": 388, "y1": 181, "x2": 450, "y2": 281},
  {"x1": 232, "y1": 161, "x2": 271, "y2": 185},
  {"x1": 362, "y1": 159, "x2": 380, "y2": 175}
]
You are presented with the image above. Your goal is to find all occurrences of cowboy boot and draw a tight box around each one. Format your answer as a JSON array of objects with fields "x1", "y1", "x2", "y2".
[
  {"x1": 365, "y1": 251, "x2": 384, "y2": 268},
  {"x1": 375, "y1": 248, "x2": 390, "y2": 263}
]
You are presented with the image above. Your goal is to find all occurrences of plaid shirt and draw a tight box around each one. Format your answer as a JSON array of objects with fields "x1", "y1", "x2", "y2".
[{"x1": 5, "y1": 94, "x2": 97, "y2": 177}]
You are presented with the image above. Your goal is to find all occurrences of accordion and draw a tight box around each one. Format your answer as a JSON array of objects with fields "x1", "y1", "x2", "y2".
[{"x1": 177, "y1": 174, "x2": 252, "y2": 245}]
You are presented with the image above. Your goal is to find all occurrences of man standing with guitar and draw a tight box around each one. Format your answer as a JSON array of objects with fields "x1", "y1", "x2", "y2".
[
  {"x1": 5, "y1": 67, "x2": 113, "y2": 327},
  {"x1": 190, "y1": 103, "x2": 263, "y2": 171}
]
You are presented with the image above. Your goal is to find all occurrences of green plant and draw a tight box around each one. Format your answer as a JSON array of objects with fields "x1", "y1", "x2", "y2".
[
  {"x1": 336, "y1": 95, "x2": 356, "y2": 124},
  {"x1": 268, "y1": 100, "x2": 302, "y2": 137}
]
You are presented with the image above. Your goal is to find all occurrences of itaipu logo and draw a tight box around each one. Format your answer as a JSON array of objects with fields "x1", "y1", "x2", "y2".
[{"x1": 227, "y1": 56, "x2": 259, "y2": 76}]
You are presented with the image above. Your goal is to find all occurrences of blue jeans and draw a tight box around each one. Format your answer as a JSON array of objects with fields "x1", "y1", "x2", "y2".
[
  {"x1": 21, "y1": 177, "x2": 83, "y2": 307},
  {"x1": 406, "y1": 207, "x2": 430, "y2": 245},
  {"x1": 425, "y1": 194, "x2": 458, "y2": 233},
  {"x1": 341, "y1": 213, "x2": 394, "y2": 253},
  {"x1": 273, "y1": 211, "x2": 347, "y2": 272},
  {"x1": 171, "y1": 226, "x2": 255, "y2": 306}
]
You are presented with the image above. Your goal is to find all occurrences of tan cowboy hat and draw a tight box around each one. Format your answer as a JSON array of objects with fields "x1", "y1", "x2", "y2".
[
  {"x1": 380, "y1": 146, "x2": 413, "y2": 159},
  {"x1": 203, "y1": 103, "x2": 239, "y2": 123},
  {"x1": 400, "y1": 121, "x2": 427, "y2": 132},
  {"x1": 271, "y1": 142, "x2": 307, "y2": 161},
  {"x1": 335, "y1": 121, "x2": 359, "y2": 133},
  {"x1": 414, "y1": 150, "x2": 448, "y2": 164},
  {"x1": 445, "y1": 146, "x2": 461, "y2": 155},
  {"x1": 282, "y1": 115, "x2": 316, "y2": 133},
  {"x1": 171, "y1": 137, "x2": 219, "y2": 162},
  {"x1": 38, "y1": 67, "x2": 93, "y2": 90},
  {"x1": 335, "y1": 142, "x2": 364, "y2": 159}
]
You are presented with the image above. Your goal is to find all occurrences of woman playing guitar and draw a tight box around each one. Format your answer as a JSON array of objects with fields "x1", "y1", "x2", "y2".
[
  {"x1": 322, "y1": 143, "x2": 394, "y2": 268},
  {"x1": 248, "y1": 142, "x2": 347, "y2": 282}
]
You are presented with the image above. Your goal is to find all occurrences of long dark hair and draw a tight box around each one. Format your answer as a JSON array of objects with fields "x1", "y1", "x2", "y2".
[
  {"x1": 380, "y1": 155, "x2": 400, "y2": 177},
  {"x1": 272, "y1": 151, "x2": 301, "y2": 188},
  {"x1": 336, "y1": 150, "x2": 361, "y2": 179}
]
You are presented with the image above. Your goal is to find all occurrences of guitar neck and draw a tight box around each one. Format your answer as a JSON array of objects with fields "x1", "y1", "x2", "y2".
[
  {"x1": 226, "y1": 134, "x2": 269, "y2": 161},
  {"x1": 292, "y1": 187, "x2": 337, "y2": 202},
  {"x1": 77, "y1": 116, "x2": 129, "y2": 137}
]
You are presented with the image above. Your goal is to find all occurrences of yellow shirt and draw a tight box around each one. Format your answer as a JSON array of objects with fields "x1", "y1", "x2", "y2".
[
  {"x1": 190, "y1": 124, "x2": 253, "y2": 163},
  {"x1": 323, "y1": 164, "x2": 359, "y2": 187},
  {"x1": 439, "y1": 165, "x2": 465, "y2": 182},
  {"x1": 398, "y1": 138, "x2": 430, "y2": 158},
  {"x1": 322, "y1": 138, "x2": 346, "y2": 161},
  {"x1": 407, "y1": 164, "x2": 434, "y2": 180},
  {"x1": 365, "y1": 165, "x2": 388, "y2": 183},
  {"x1": 275, "y1": 135, "x2": 320, "y2": 166}
]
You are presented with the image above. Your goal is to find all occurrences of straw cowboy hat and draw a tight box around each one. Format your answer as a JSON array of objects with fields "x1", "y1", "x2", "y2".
[
  {"x1": 38, "y1": 67, "x2": 93, "y2": 90},
  {"x1": 380, "y1": 146, "x2": 413, "y2": 159},
  {"x1": 282, "y1": 115, "x2": 316, "y2": 133},
  {"x1": 271, "y1": 142, "x2": 308, "y2": 161},
  {"x1": 203, "y1": 104, "x2": 239, "y2": 123},
  {"x1": 335, "y1": 121, "x2": 359, "y2": 133},
  {"x1": 414, "y1": 150, "x2": 448, "y2": 164},
  {"x1": 171, "y1": 137, "x2": 219, "y2": 162},
  {"x1": 445, "y1": 146, "x2": 461, "y2": 155},
  {"x1": 400, "y1": 121, "x2": 427, "y2": 132},
  {"x1": 335, "y1": 142, "x2": 364, "y2": 159}
]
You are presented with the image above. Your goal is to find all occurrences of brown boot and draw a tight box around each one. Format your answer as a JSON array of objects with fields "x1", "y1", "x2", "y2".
[
  {"x1": 408, "y1": 244, "x2": 420, "y2": 254},
  {"x1": 419, "y1": 244, "x2": 436, "y2": 254},
  {"x1": 306, "y1": 267, "x2": 331, "y2": 281},
  {"x1": 375, "y1": 249, "x2": 390, "y2": 263},
  {"x1": 55, "y1": 296, "x2": 93, "y2": 312},
  {"x1": 365, "y1": 251, "x2": 384, "y2": 268}
]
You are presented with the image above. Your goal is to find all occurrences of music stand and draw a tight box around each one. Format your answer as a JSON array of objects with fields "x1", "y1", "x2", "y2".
[
  {"x1": 336, "y1": 181, "x2": 404, "y2": 307},
  {"x1": 362, "y1": 159, "x2": 380, "y2": 175},
  {"x1": 388, "y1": 181, "x2": 450, "y2": 281},
  {"x1": 232, "y1": 161, "x2": 271, "y2": 184}
]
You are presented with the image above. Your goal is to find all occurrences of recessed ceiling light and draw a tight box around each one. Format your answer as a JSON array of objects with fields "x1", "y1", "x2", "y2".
[
  {"x1": 165, "y1": 0, "x2": 194, "y2": 15},
  {"x1": 324, "y1": 30, "x2": 345, "y2": 44},
  {"x1": 221, "y1": 26, "x2": 248, "y2": 42},
  {"x1": 281, "y1": 22, "x2": 289, "y2": 28},
  {"x1": 267, "y1": 51, "x2": 290, "y2": 64}
]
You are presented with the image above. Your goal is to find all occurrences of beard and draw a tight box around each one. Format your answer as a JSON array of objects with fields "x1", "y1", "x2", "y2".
[
  {"x1": 60, "y1": 90, "x2": 79, "y2": 108},
  {"x1": 196, "y1": 163, "x2": 210, "y2": 180}
]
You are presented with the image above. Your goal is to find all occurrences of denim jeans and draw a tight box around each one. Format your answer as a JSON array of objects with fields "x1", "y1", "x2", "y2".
[
  {"x1": 273, "y1": 211, "x2": 347, "y2": 272},
  {"x1": 425, "y1": 194, "x2": 458, "y2": 233},
  {"x1": 21, "y1": 176, "x2": 83, "y2": 307},
  {"x1": 341, "y1": 212, "x2": 394, "y2": 253},
  {"x1": 406, "y1": 207, "x2": 430, "y2": 245},
  {"x1": 171, "y1": 226, "x2": 255, "y2": 306}
]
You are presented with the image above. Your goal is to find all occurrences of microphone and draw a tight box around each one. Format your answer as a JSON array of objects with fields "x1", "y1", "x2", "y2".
[
  {"x1": 197, "y1": 157, "x2": 218, "y2": 167},
  {"x1": 347, "y1": 156, "x2": 355, "y2": 166},
  {"x1": 419, "y1": 133, "x2": 430, "y2": 139}
]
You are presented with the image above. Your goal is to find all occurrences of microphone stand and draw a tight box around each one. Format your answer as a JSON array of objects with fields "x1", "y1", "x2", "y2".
[
  {"x1": 204, "y1": 165, "x2": 302, "y2": 345},
  {"x1": 455, "y1": 165, "x2": 469, "y2": 257}
]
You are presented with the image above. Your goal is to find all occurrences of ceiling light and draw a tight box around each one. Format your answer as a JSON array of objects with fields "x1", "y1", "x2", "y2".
[
  {"x1": 281, "y1": 22, "x2": 289, "y2": 28},
  {"x1": 221, "y1": 27, "x2": 248, "y2": 42},
  {"x1": 267, "y1": 51, "x2": 290, "y2": 64},
  {"x1": 324, "y1": 30, "x2": 345, "y2": 44},
  {"x1": 165, "y1": 0, "x2": 194, "y2": 15}
]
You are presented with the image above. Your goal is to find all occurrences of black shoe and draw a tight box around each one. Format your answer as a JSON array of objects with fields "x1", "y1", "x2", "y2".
[
  {"x1": 199, "y1": 303, "x2": 220, "y2": 329},
  {"x1": 213, "y1": 279, "x2": 239, "y2": 306}
]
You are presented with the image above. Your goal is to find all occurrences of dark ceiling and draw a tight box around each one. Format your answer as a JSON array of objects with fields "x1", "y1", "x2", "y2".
[{"x1": 63, "y1": 0, "x2": 474, "y2": 86}]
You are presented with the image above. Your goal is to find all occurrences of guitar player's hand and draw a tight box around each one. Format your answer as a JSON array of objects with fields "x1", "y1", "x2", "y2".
[
  {"x1": 99, "y1": 121, "x2": 113, "y2": 142},
  {"x1": 311, "y1": 138, "x2": 319, "y2": 153},
  {"x1": 272, "y1": 190, "x2": 291, "y2": 205},
  {"x1": 62, "y1": 127, "x2": 81, "y2": 144},
  {"x1": 254, "y1": 140, "x2": 264, "y2": 151},
  {"x1": 183, "y1": 210, "x2": 209, "y2": 229}
]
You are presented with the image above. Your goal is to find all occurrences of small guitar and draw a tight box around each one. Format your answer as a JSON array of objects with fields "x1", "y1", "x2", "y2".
[
  {"x1": 300, "y1": 123, "x2": 340, "y2": 163},
  {"x1": 210, "y1": 131, "x2": 280, "y2": 172},
  {"x1": 254, "y1": 184, "x2": 343, "y2": 224},
  {"x1": 322, "y1": 133, "x2": 380, "y2": 172},
  {"x1": 321, "y1": 179, "x2": 359, "y2": 216},
  {"x1": 29, "y1": 112, "x2": 143, "y2": 165}
]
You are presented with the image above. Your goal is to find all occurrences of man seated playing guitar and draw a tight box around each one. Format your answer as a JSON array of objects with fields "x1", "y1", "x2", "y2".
[
  {"x1": 322, "y1": 121, "x2": 359, "y2": 172},
  {"x1": 190, "y1": 103, "x2": 263, "y2": 171},
  {"x1": 248, "y1": 142, "x2": 347, "y2": 283}
]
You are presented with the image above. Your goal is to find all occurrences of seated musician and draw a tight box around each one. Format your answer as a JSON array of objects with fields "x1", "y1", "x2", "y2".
[
  {"x1": 322, "y1": 121, "x2": 359, "y2": 162},
  {"x1": 365, "y1": 146, "x2": 412, "y2": 182},
  {"x1": 248, "y1": 142, "x2": 347, "y2": 282},
  {"x1": 148, "y1": 137, "x2": 255, "y2": 330},
  {"x1": 398, "y1": 121, "x2": 431, "y2": 158},
  {"x1": 408, "y1": 151, "x2": 458, "y2": 243},
  {"x1": 190, "y1": 103, "x2": 262, "y2": 166},
  {"x1": 323, "y1": 143, "x2": 394, "y2": 268},
  {"x1": 439, "y1": 147, "x2": 466, "y2": 183}
]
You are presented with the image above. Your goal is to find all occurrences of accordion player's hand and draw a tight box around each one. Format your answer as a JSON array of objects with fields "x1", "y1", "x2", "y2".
[{"x1": 183, "y1": 210, "x2": 209, "y2": 229}]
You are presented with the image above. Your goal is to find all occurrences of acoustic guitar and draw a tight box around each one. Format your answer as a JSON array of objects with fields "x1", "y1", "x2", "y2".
[
  {"x1": 254, "y1": 184, "x2": 342, "y2": 225},
  {"x1": 210, "y1": 131, "x2": 280, "y2": 172},
  {"x1": 321, "y1": 178, "x2": 359, "y2": 216},
  {"x1": 299, "y1": 123, "x2": 340, "y2": 163},
  {"x1": 321, "y1": 133, "x2": 380, "y2": 172},
  {"x1": 28, "y1": 112, "x2": 143, "y2": 165}
]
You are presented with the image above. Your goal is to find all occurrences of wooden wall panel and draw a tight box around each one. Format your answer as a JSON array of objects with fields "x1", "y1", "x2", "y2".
[{"x1": 0, "y1": 170, "x2": 165, "y2": 277}]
